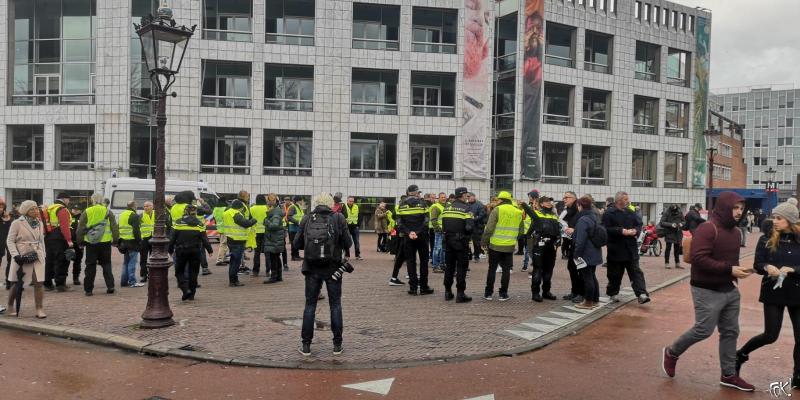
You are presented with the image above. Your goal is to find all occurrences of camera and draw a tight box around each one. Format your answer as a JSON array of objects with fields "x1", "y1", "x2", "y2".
[{"x1": 331, "y1": 259, "x2": 355, "y2": 281}]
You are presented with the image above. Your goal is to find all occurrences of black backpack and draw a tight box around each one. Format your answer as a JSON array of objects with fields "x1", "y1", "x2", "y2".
[
  {"x1": 303, "y1": 212, "x2": 338, "y2": 261},
  {"x1": 588, "y1": 216, "x2": 608, "y2": 248}
]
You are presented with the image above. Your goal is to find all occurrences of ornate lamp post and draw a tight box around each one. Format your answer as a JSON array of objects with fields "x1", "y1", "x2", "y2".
[
  {"x1": 135, "y1": 1, "x2": 195, "y2": 329},
  {"x1": 704, "y1": 125, "x2": 720, "y2": 210},
  {"x1": 765, "y1": 167, "x2": 778, "y2": 213}
]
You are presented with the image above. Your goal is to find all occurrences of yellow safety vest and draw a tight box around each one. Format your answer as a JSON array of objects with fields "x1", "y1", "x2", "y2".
[
  {"x1": 171, "y1": 203, "x2": 204, "y2": 232},
  {"x1": 250, "y1": 205, "x2": 269, "y2": 234},
  {"x1": 489, "y1": 203, "x2": 524, "y2": 247},
  {"x1": 223, "y1": 208, "x2": 248, "y2": 241},
  {"x1": 289, "y1": 204, "x2": 305, "y2": 225},
  {"x1": 387, "y1": 209, "x2": 396, "y2": 231},
  {"x1": 118, "y1": 209, "x2": 136, "y2": 240},
  {"x1": 85, "y1": 205, "x2": 113, "y2": 243},
  {"x1": 429, "y1": 202, "x2": 445, "y2": 229},
  {"x1": 47, "y1": 204, "x2": 65, "y2": 230},
  {"x1": 140, "y1": 211, "x2": 154, "y2": 239},
  {"x1": 345, "y1": 204, "x2": 359, "y2": 225}
]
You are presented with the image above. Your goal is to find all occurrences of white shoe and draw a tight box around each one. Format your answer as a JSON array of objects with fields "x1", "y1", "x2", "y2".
[
  {"x1": 484, "y1": 295, "x2": 493, "y2": 301},
  {"x1": 609, "y1": 295, "x2": 620, "y2": 303},
  {"x1": 131, "y1": 282, "x2": 146, "y2": 288},
  {"x1": 496, "y1": 267, "x2": 502, "y2": 273}
]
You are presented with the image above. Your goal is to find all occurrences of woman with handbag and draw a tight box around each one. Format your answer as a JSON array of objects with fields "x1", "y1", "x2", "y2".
[{"x1": 6, "y1": 200, "x2": 47, "y2": 318}]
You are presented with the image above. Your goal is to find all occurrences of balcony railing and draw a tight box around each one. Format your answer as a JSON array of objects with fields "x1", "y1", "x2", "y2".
[
  {"x1": 263, "y1": 166, "x2": 312, "y2": 176},
  {"x1": 545, "y1": 54, "x2": 575, "y2": 68},
  {"x1": 494, "y1": 53, "x2": 517, "y2": 72},
  {"x1": 491, "y1": 174, "x2": 514, "y2": 192},
  {"x1": 409, "y1": 171, "x2": 453, "y2": 180},
  {"x1": 412, "y1": 41, "x2": 456, "y2": 54},
  {"x1": 493, "y1": 112, "x2": 515, "y2": 131},
  {"x1": 12, "y1": 94, "x2": 95, "y2": 106},
  {"x1": 584, "y1": 61, "x2": 610, "y2": 74},
  {"x1": 266, "y1": 32, "x2": 314, "y2": 46},
  {"x1": 351, "y1": 102, "x2": 398, "y2": 115},
  {"x1": 352, "y1": 38, "x2": 400, "y2": 51},
  {"x1": 541, "y1": 175, "x2": 569, "y2": 184},
  {"x1": 131, "y1": 95, "x2": 154, "y2": 117},
  {"x1": 411, "y1": 105, "x2": 455, "y2": 117},
  {"x1": 201, "y1": 164, "x2": 251, "y2": 175},
  {"x1": 544, "y1": 113, "x2": 571, "y2": 126},
  {"x1": 666, "y1": 76, "x2": 688, "y2": 87},
  {"x1": 635, "y1": 70, "x2": 657, "y2": 81},
  {"x1": 265, "y1": 98, "x2": 313, "y2": 111},
  {"x1": 9, "y1": 160, "x2": 44, "y2": 170},
  {"x1": 665, "y1": 127, "x2": 688, "y2": 138},
  {"x1": 633, "y1": 123, "x2": 656, "y2": 135},
  {"x1": 664, "y1": 180, "x2": 686, "y2": 188},
  {"x1": 58, "y1": 161, "x2": 95, "y2": 170},
  {"x1": 581, "y1": 177, "x2": 607, "y2": 185},
  {"x1": 203, "y1": 28, "x2": 252, "y2": 42},
  {"x1": 582, "y1": 117, "x2": 608, "y2": 130},
  {"x1": 632, "y1": 178, "x2": 654, "y2": 188},
  {"x1": 201, "y1": 95, "x2": 252, "y2": 109},
  {"x1": 350, "y1": 169, "x2": 396, "y2": 179}
]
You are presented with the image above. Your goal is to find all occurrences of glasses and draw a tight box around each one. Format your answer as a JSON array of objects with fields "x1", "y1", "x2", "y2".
[{"x1": 563, "y1": 196, "x2": 575, "y2": 200}]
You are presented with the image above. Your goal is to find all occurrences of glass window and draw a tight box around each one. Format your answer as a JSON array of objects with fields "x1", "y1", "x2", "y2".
[
  {"x1": 494, "y1": 12, "x2": 518, "y2": 72},
  {"x1": 493, "y1": 76, "x2": 515, "y2": 131},
  {"x1": 666, "y1": 49, "x2": 690, "y2": 86},
  {"x1": 581, "y1": 145, "x2": 608, "y2": 185},
  {"x1": 8, "y1": 125, "x2": 45, "y2": 170},
  {"x1": 542, "y1": 142, "x2": 571, "y2": 184},
  {"x1": 203, "y1": 0, "x2": 253, "y2": 42},
  {"x1": 130, "y1": 123, "x2": 156, "y2": 178},
  {"x1": 491, "y1": 136, "x2": 514, "y2": 192},
  {"x1": 545, "y1": 22, "x2": 575, "y2": 67},
  {"x1": 411, "y1": 7, "x2": 457, "y2": 54},
  {"x1": 635, "y1": 41, "x2": 659, "y2": 81},
  {"x1": 263, "y1": 129, "x2": 313, "y2": 176},
  {"x1": 633, "y1": 96, "x2": 658, "y2": 135},
  {"x1": 351, "y1": 69, "x2": 398, "y2": 115},
  {"x1": 266, "y1": 0, "x2": 315, "y2": 46},
  {"x1": 57, "y1": 124, "x2": 95, "y2": 170},
  {"x1": 353, "y1": 3, "x2": 400, "y2": 50},
  {"x1": 584, "y1": 30, "x2": 612, "y2": 73},
  {"x1": 543, "y1": 83, "x2": 572, "y2": 126},
  {"x1": 265, "y1": 64, "x2": 314, "y2": 111},
  {"x1": 9, "y1": 189, "x2": 44, "y2": 206},
  {"x1": 200, "y1": 127, "x2": 251, "y2": 174},
  {"x1": 632, "y1": 149, "x2": 656, "y2": 187},
  {"x1": 411, "y1": 72, "x2": 455, "y2": 117},
  {"x1": 349, "y1": 132, "x2": 396, "y2": 178},
  {"x1": 665, "y1": 101, "x2": 689, "y2": 137},
  {"x1": 664, "y1": 152, "x2": 687, "y2": 188},
  {"x1": 582, "y1": 89, "x2": 609, "y2": 129},
  {"x1": 201, "y1": 60, "x2": 252, "y2": 109},
  {"x1": 409, "y1": 135, "x2": 454, "y2": 179}
]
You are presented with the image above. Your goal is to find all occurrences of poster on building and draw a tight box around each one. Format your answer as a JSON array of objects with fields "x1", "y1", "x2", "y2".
[
  {"x1": 520, "y1": 0, "x2": 544, "y2": 181},
  {"x1": 461, "y1": 0, "x2": 492, "y2": 179},
  {"x1": 691, "y1": 16, "x2": 711, "y2": 187}
]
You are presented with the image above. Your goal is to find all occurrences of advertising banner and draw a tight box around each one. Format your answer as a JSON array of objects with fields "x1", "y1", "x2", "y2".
[
  {"x1": 461, "y1": 0, "x2": 492, "y2": 179},
  {"x1": 691, "y1": 16, "x2": 711, "y2": 187},
  {"x1": 520, "y1": 0, "x2": 544, "y2": 180}
]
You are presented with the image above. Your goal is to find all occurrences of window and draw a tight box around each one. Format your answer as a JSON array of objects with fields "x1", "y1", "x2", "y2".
[
  {"x1": 349, "y1": 133, "x2": 396, "y2": 178},
  {"x1": 545, "y1": 22, "x2": 575, "y2": 68},
  {"x1": 11, "y1": 0, "x2": 96, "y2": 105},
  {"x1": 633, "y1": 96, "x2": 658, "y2": 135},
  {"x1": 608, "y1": 0, "x2": 616, "y2": 13},
  {"x1": 713, "y1": 165, "x2": 731, "y2": 181},
  {"x1": 351, "y1": 69, "x2": 398, "y2": 115},
  {"x1": 203, "y1": 0, "x2": 252, "y2": 42},
  {"x1": 580, "y1": 145, "x2": 608, "y2": 185},
  {"x1": 8, "y1": 189, "x2": 43, "y2": 206},
  {"x1": 131, "y1": 0, "x2": 158, "y2": 113},
  {"x1": 643, "y1": 3, "x2": 649, "y2": 22},
  {"x1": 778, "y1": 159, "x2": 785, "y2": 166},
  {"x1": 493, "y1": 76, "x2": 516, "y2": 131},
  {"x1": 491, "y1": 136, "x2": 514, "y2": 191},
  {"x1": 665, "y1": 101, "x2": 689, "y2": 138},
  {"x1": 542, "y1": 142, "x2": 572, "y2": 184},
  {"x1": 130, "y1": 123, "x2": 156, "y2": 178},
  {"x1": 634, "y1": 1, "x2": 641, "y2": 19},
  {"x1": 352, "y1": 3, "x2": 400, "y2": 51},
  {"x1": 201, "y1": 60, "x2": 252, "y2": 108},
  {"x1": 653, "y1": 6, "x2": 660, "y2": 24},
  {"x1": 200, "y1": 127, "x2": 251, "y2": 174},
  {"x1": 7, "y1": 125, "x2": 44, "y2": 170},
  {"x1": 662, "y1": 8, "x2": 668, "y2": 26},
  {"x1": 635, "y1": 41, "x2": 660, "y2": 81},
  {"x1": 263, "y1": 129, "x2": 312, "y2": 176},
  {"x1": 584, "y1": 31, "x2": 612, "y2": 73},
  {"x1": 412, "y1": 7, "x2": 457, "y2": 54},
  {"x1": 411, "y1": 72, "x2": 455, "y2": 117},
  {"x1": 494, "y1": 13, "x2": 518, "y2": 72},
  {"x1": 265, "y1": 64, "x2": 313, "y2": 111},
  {"x1": 679, "y1": 13, "x2": 686, "y2": 31},
  {"x1": 265, "y1": 0, "x2": 315, "y2": 46},
  {"x1": 788, "y1": 118, "x2": 794, "y2": 127},
  {"x1": 671, "y1": 10, "x2": 678, "y2": 28},
  {"x1": 719, "y1": 143, "x2": 733, "y2": 158},
  {"x1": 666, "y1": 49, "x2": 690, "y2": 86},
  {"x1": 544, "y1": 83, "x2": 573, "y2": 126},
  {"x1": 664, "y1": 152, "x2": 687, "y2": 188},
  {"x1": 56, "y1": 125, "x2": 94, "y2": 170},
  {"x1": 632, "y1": 149, "x2": 657, "y2": 187},
  {"x1": 688, "y1": 15, "x2": 694, "y2": 32},
  {"x1": 582, "y1": 89, "x2": 610, "y2": 129},
  {"x1": 409, "y1": 135, "x2": 454, "y2": 179}
]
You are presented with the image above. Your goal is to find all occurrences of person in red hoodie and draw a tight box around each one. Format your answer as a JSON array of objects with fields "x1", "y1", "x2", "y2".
[
  {"x1": 43, "y1": 193, "x2": 74, "y2": 292},
  {"x1": 661, "y1": 191, "x2": 756, "y2": 391}
]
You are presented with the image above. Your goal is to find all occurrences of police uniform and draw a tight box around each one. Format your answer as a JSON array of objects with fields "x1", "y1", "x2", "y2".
[
  {"x1": 523, "y1": 199, "x2": 562, "y2": 301},
  {"x1": 440, "y1": 187, "x2": 474, "y2": 302},
  {"x1": 396, "y1": 186, "x2": 433, "y2": 295}
]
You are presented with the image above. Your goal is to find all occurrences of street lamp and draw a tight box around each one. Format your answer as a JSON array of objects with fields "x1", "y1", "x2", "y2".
[
  {"x1": 704, "y1": 125, "x2": 720, "y2": 210},
  {"x1": 134, "y1": 1, "x2": 195, "y2": 329}
]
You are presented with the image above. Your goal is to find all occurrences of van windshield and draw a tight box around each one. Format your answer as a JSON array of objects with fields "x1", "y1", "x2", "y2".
[{"x1": 111, "y1": 191, "x2": 154, "y2": 209}]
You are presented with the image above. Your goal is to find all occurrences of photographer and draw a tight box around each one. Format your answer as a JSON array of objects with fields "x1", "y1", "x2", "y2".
[{"x1": 293, "y1": 193, "x2": 352, "y2": 357}]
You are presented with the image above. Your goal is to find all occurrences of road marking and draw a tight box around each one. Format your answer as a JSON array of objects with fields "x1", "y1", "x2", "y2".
[
  {"x1": 342, "y1": 378, "x2": 395, "y2": 395},
  {"x1": 464, "y1": 395, "x2": 495, "y2": 400},
  {"x1": 521, "y1": 322, "x2": 557, "y2": 332},
  {"x1": 505, "y1": 329, "x2": 544, "y2": 341},
  {"x1": 550, "y1": 311, "x2": 582, "y2": 320},
  {"x1": 537, "y1": 316, "x2": 572, "y2": 326},
  {"x1": 563, "y1": 305, "x2": 593, "y2": 314}
]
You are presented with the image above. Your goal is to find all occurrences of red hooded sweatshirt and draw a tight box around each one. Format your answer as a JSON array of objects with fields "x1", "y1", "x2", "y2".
[{"x1": 689, "y1": 191, "x2": 744, "y2": 292}]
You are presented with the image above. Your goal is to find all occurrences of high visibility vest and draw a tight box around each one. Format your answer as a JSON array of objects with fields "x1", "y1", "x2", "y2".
[
  {"x1": 213, "y1": 206, "x2": 226, "y2": 233},
  {"x1": 171, "y1": 203, "x2": 204, "y2": 232},
  {"x1": 397, "y1": 203, "x2": 426, "y2": 216},
  {"x1": 387, "y1": 209, "x2": 396, "y2": 231},
  {"x1": 118, "y1": 209, "x2": 136, "y2": 240},
  {"x1": 250, "y1": 205, "x2": 269, "y2": 234},
  {"x1": 429, "y1": 202, "x2": 445, "y2": 228},
  {"x1": 523, "y1": 213, "x2": 532, "y2": 234},
  {"x1": 223, "y1": 208, "x2": 248, "y2": 241},
  {"x1": 345, "y1": 204, "x2": 359, "y2": 225},
  {"x1": 47, "y1": 204, "x2": 65, "y2": 231},
  {"x1": 289, "y1": 204, "x2": 304, "y2": 225},
  {"x1": 140, "y1": 211, "x2": 154, "y2": 239},
  {"x1": 489, "y1": 203, "x2": 524, "y2": 247},
  {"x1": 85, "y1": 205, "x2": 113, "y2": 243}
]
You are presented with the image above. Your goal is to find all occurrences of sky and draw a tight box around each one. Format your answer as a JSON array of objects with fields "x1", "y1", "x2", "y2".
[{"x1": 672, "y1": 0, "x2": 800, "y2": 91}]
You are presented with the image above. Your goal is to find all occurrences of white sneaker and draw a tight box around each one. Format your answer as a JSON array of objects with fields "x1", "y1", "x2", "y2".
[
  {"x1": 496, "y1": 267, "x2": 502, "y2": 273},
  {"x1": 484, "y1": 295, "x2": 493, "y2": 301},
  {"x1": 609, "y1": 295, "x2": 620, "y2": 303},
  {"x1": 131, "y1": 282, "x2": 146, "y2": 288}
]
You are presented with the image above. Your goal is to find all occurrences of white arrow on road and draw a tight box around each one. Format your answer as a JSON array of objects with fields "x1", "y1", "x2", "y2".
[
  {"x1": 342, "y1": 377, "x2": 395, "y2": 396},
  {"x1": 464, "y1": 395, "x2": 495, "y2": 400}
]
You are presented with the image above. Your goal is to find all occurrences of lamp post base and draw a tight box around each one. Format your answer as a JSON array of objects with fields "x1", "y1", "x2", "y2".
[{"x1": 140, "y1": 236, "x2": 175, "y2": 329}]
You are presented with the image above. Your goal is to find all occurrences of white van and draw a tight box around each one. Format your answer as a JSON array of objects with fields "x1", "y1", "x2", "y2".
[{"x1": 102, "y1": 178, "x2": 220, "y2": 216}]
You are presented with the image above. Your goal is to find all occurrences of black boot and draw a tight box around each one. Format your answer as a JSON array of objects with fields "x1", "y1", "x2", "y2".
[
  {"x1": 444, "y1": 290, "x2": 454, "y2": 301},
  {"x1": 792, "y1": 372, "x2": 800, "y2": 389},
  {"x1": 735, "y1": 351, "x2": 749, "y2": 374},
  {"x1": 456, "y1": 292, "x2": 472, "y2": 303},
  {"x1": 419, "y1": 287, "x2": 434, "y2": 295}
]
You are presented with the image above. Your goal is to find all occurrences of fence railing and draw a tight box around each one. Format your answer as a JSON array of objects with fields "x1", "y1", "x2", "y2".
[
  {"x1": 633, "y1": 123, "x2": 656, "y2": 135},
  {"x1": 408, "y1": 171, "x2": 453, "y2": 180},
  {"x1": 201, "y1": 95, "x2": 252, "y2": 109},
  {"x1": 351, "y1": 102, "x2": 398, "y2": 115},
  {"x1": 411, "y1": 105, "x2": 455, "y2": 117},
  {"x1": 266, "y1": 32, "x2": 314, "y2": 46},
  {"x1": 412, "y1": 41, "x2": 456, "y2": 54},
  {"x1": 265, "y1": 98, "x2": 313, "y2": 112},
  {"x1": 352, "y1": 37, "x2": 400, "y2": 51},
  {"x1": 582, "y1": 117, "x2": 608, "y2": 130},
  {"x1": 263, "y1": 167, "x2": 312, "y2": 176},
  {"x1": 203, "y1": 29, "x2": 252, "y2": 42},
  {"x1": 545, "y1": 54, "x2": 575, "y2": 68},
  {"x1": 12, "y1": 94, "x2": 94, "y2": 106},
  {"x1": 350, "y1": 169, "x2": 396, "y2": 179},
  {"x1": 200, "y1": 164, "x2": 251, "y2": 175},
  {"x1": 544, "y1": 114, "x2": 571, "y2": 126}
]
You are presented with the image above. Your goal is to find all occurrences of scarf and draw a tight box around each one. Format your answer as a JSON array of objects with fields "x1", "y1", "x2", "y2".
[{"x1": 24, "y1": 215, "x2": 40, "y2": 229}]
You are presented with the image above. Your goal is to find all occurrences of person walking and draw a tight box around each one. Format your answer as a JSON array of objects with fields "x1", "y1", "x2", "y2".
[
  {"x1": 736, "y1": 201, "x2": 800, "y2": 388},
  {"x1": 520, "y1": 196, "x2": 561, "y2": 302},
  {"x1": 397, "y1": 185, "x2": 433, "y2": 296},
  {"x1": 76, "y1": 193, "x2": 119, "y2": 296},
  {"x1": 467, "y1": 193, "x2": 487, "y2": 263},
  {"x1": 603, "y1": 192, "x2": 650, "y2": 304},
  {"x1": 344, "y1": 197, "x2": 362, "y2": 260},
  {"x1": 441, "y1": 187, "x2": 474, "y2": 303},
  {"x1": 263, "y1": 194, "x2": 286, "y2": 284},
  {"x1": 429, "y1": 193, "x2": 446, "y2": 273},
  {"x1": 659, "y1": 204, "x2": 686, "y2": 269},
  {"x1": 294, "y1": 193, "x2": 352, "y2": 356},
  {"x1": 572, "y1": 196, "x2": 603, "y2": 309},
  {"x1": 170, "y1": 204, "x2": 212, "y2": 301},
  {"x1": 662, "y1": 191, "x2": 755, "y2": 391},
  {"x1": 6, "y1": 200, "x2": 47, "y2": 318},
  {"x1": 138, "y1": 201, "x2": 154, "y2": 282},
  {"x1": 1, "y1": 197, "x2": 14, "y2": 290},
  {"x1": 213, "y1": 199, "x2": 230, "y2": 266},
  {"x1": 249, "y1": 195, "x2": 269, "y2": 277},
  {"x1": 43, "y1": 192, "x2": 73, "y2": 292},
  {"x1": 481, "y1": 191, "x2": 523, "y2": 302},
  {"x1": 685, "y1": 203, "x2": 706, "y2": 234},
  {"x1": 374, "y1": 202, "x2": 390, "y2": 253},
  {"x1": 223, "y1": 200, "x2": 257, "y2": 287},
  {"x1": 118, "y1": 200, "x2": 144, "y2": 288},
  {"x1": 287, "y1": 196, "x2": 305, "y2": 261}
]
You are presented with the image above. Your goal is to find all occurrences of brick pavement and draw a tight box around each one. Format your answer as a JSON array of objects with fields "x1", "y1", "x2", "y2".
[{"x1": 3, "y1": 231, "x2": 761, "y2": 367}]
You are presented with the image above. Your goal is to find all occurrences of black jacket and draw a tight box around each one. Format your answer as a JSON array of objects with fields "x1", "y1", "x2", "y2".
[
  {"x1": 753, "y1": 229, "x2": 800, "y2": 306},
  {"x1": 396, "y1": 197, "x2": 429, "y2": 238},
  {"x1": 169, "y1": 215, "x2": 213, "y2": 255},
  {"x1": 603, "y1": 206, "x2": 642, "y2": 262},
  {"x1": 685, "y1": 209, "x2": 705, "y2": 233},
  {"x1": 659, "y1": 208, "x2": 686, "y2": 244},
  {"x1": 293, "y1": 205, "x2": 353, "y2": 277},
  {"x1": 468, "y1": 201, "x2": 487, "y2": 232}
]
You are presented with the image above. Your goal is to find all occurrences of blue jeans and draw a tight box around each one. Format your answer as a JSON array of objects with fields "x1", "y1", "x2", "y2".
[
  {"x1": 228, "y1": 243, "x2": 244, "y2": 283},
  {"x1": 121, "y1": 251, "x2": 139, "y2": 286},
  {"x1": 301, "y1": 271, "x2": 343, "y2": 346},
  {"x1": 431, "y1": 232, "x2": 444, "y2": 267},
  {"x1": 345, "y1": 225, "x2": 360, "y2": 258}
]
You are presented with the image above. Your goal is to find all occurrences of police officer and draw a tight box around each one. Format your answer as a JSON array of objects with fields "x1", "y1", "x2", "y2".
[
  {"x1": 170, "y1": 204, "x2": 213, "y2": 301},
  {"x1": 441, "y1": 187, "x2": 474, "y2": 303},
  {"x1": 481, "y1": 191, "x2": 524, "y2": 302},
  {"x1": 44, "y1": 192, "x2": 73, "y2": 291},
  {"x1": 521, "y1": 196, "x2": 561, "y2": 302},
  {"x1": 396, "y1": 185, "x2": 434, "y2": 296}
]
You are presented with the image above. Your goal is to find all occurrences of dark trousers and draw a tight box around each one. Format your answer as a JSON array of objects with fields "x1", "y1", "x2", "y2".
[
  {"x1": 392, "y1": 238, "x2": 406, "y2": 279},
  {"x1": 443, "y1": 235, "x2": 469, "y2": 293},
  {"x1": 267, "y1": 252, "x2": 283, "y2": 281},
  {"x1": 580, "y1": 265, "x2": 600, "y2": 302},
  {"x1": 3, "y1": 247, "x2": 11, "y2": 285},
  {"x1": 45, "y1": 238, "x2": 69, "y2": 287},
  {"x1": 404, "y1": 236, "x2": 430, "y2": 290},
  {"x1": 228, "y1": 243, "x2": 244, "y2": 283},
  {"x1": 740, "y1": 303, "x2": 800, "y2": 374},
  {"x1": 84, "y1": 243, "x2": 114, "y2": 293},
  {"x1": 301, "y1": 272, "x2": 343, "y2": 346},
  {"x1": 561, "y1": 237, "x2": 572, "y2": 258},
  {"x1": 664, "y1": 241, "x2": 682, "y2": 264},
  {"x1": 485, "y1": 249, "x2": 512, "y2": 296},
  {"x1": 470, "y1": 234, "x2": 483, "y2": 260},
  {"x1": 377, "y1": 233, "x2": 388, "y2": 252},
  {"x1": 288, "y1": 231, "x2": 300, "y2": 258},
  {"x1": 606, "y1": 259, "x2": 648, "y2": 297},
  {"x1": 345, "y1": 225, "x2": 360, "y2": 258},
  {"x1": 139, "y1": 238, "x2": 150, "y2": 279},
  {"x1": 72, "y1": 241, "x2": 83, "y2": 280},
  {"x1": 516, "y1": 237, "x2": 526, "y2": 254},
  {"x1": 564, "y1": 239, "x2": 584, "y2": 296},
  {"x1": 174, "y1": 249, "x2": 201, "y2": 295},
  {"x1": 531, "y1": 242, "x2": 557, "y2": 295},
  {"x1": 253, "y1": 233, "x2": 265, "y2": 274},
  {"x1": 429, "y1": 228, "x2": 436, "y2": 254}
]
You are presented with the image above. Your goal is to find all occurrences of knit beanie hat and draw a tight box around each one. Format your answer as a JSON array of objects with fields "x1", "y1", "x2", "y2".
[{"x1": 772, "y1": 201, "x2": 799, "y2": 225}]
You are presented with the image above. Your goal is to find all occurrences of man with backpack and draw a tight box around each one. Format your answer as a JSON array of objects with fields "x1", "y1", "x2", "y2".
[
  {"x1": 293, "y1": 193, "x2": 352, "y2": 356},
  {"x1": 603, "y1": 191, "x2": 650, "y2": 305},
  {"x1": 76, "y1": 193, "x2": 119, "y2": 296}
]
